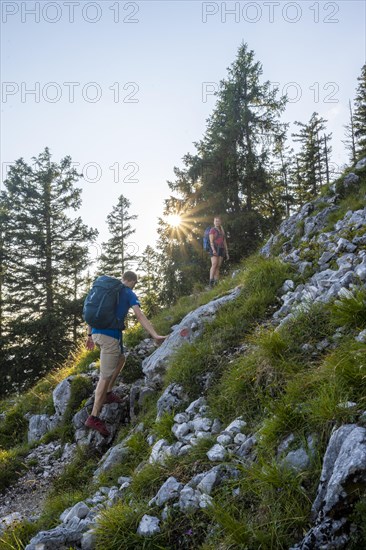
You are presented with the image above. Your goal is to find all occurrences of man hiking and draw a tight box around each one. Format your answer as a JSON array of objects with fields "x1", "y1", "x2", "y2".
[{"x1": 85, "y1": 270, "x2": 167, "y2": 436}]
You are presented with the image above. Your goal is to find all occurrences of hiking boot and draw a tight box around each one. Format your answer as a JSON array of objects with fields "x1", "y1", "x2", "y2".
[
  {"x1": 104, "y1": 391, "x2": 123, "y2": 404},
  {"x1": 84, "y1": 415, "x2": 110, "y2": 437}
]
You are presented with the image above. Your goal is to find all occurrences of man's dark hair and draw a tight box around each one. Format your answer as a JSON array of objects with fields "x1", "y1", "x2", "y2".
[{"x1": 122, "y1": 271, "x2": 138, "y2": 282}]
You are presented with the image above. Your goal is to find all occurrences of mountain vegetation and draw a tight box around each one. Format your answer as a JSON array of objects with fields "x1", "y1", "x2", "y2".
[{"x1": 0, "y1": 44, "x2": 365, "y2": 549}]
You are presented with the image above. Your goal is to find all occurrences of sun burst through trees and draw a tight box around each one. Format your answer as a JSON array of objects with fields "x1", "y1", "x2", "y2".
[{"x1": 166, "y1": 213, "x2": 182, "y2": 228}]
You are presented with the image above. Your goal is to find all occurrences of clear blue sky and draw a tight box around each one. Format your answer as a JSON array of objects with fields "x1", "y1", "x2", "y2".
[{"x1": 1, "y1": 0, "x2": 365, "y2": 266}]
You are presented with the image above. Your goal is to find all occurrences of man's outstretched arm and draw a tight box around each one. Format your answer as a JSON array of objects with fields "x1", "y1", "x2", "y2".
[
  {"x1": 132, "y1": 305, "x2": 167, "y2": 344},
  {"x1": 86, "y1": 324, "x2": 95, "y2": 350}
]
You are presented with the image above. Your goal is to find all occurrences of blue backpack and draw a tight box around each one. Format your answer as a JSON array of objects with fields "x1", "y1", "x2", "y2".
[
  {"x1": 203, "y1": 227, "x2": 218, "y2": 252},
  {"x1": 203, "y1": 227, "x2": 212, "y2": 252},
  {"x1": 83, "y1": 275, "x2": 126, "y2": 330}
]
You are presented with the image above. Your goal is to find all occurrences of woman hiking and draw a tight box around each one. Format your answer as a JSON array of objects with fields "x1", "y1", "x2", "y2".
[{"x1": 208, "y1": 216, "x2": 229, "y2": 287}]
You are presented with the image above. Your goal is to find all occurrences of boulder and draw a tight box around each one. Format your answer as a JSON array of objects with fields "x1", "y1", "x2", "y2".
[
  {"x1": 156, "y1": 383, "x2": 188, "y2": 421},
  {"x1": 137, "y1": 515, "x2": 160, "y2": 536},
  {"x1": 53, "y1": 377, "x2": 73, "y2": 418},
  {"x1": 61, "y1": 502, "x2": 90, "y2": 523},
  {"x1": 224, "y1": 418, "x2": 247, "y2": 434},
  {"x1": 185, "y1": 397, "x2": 206, "y2": 415},
  {"x1": 196, "y1": 467, "x2": 221, "y2": 495},
  {"x1": 178, "y1": 486, "x2": 201, "y2": 511},
  {"x1": 149, "y1": 476, "x2": 183, "y2": 507},
  {"x1": 282, "y1": 448, "x2": 310, "y2": 473},
  {"x1": 149, "y1": 439, "x2": 170, "y2": 464},
  {"x1": 0, "y1": 512, "x2": 22, "y2": 533},
  {"x1": 343, "y1": 172, "x2": 360, "y2": 190},
  {"x1": 207, "y1": 444, "x2": 227, "y2": 462},
  {"x1": 81, "y1": 530, "x2": 97, "y2": 550},
  {"x1": 28, "y1": 414, "x2": 56, "y2": 443},
  {"x1": 355, "y1": 157, "x2": 366, "y2": 170},
  {"x1": 93, "y1": 443, "x2": 130, "y2": 478},
  {"x1": 142, "y1": 287, "x2": 242, "y2": 384},
  {"x1": 291, "y1": 424, "x2": 366, "y2": 549}
]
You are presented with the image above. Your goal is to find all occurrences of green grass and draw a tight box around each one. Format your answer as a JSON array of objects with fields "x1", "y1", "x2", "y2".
[
  {"x1": 94, "y1": 501, "x2": 157, "y2": 549},
  {"x1": 208, "y1": 351, "x2": 264, "y2": 426},
  {"x1": 208, "y1": 299, "x2": 336, "y2": 429},
  {"x1": 3, "y1": 176, "x2": 366, "y2": 550},
  {"x1": 0, "y1": 445, "x2": 30, "y2": 493},
  {"x1": 349, "y1": 496, "x2": 366, "y2": 548},
  {"x1": 206, "y1": 459, "x2": 316, "y2": 549},
  {"x1": 0, "y1": 519, "x2": 39, "y2": 550},
  {"x1": 329, "y1": 288, "x2": 366, "y2": 330},
  {"x1": 164, "y1": 256, "x2": 292, "y2": 396},
  {"x1": 129, "y1": 462, "x2": 169, "y2": 500},
  {"x1": 0, "y1": 407, "x2": 29, "y2": 449},
  {"x1": 120, "y1": 353, "x2": 144, "y2": 384},
  {"x1": 152, "y1": 411, "x2": 176, "y2": 444}
]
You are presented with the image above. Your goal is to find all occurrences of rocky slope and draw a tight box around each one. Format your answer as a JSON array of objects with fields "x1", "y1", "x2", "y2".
[{"x1": 1, "y1": 158, "x2": 366, "y2": 549}]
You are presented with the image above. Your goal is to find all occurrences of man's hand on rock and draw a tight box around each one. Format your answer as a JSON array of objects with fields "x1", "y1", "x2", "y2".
[{"x1": 154, "y1": 335, "x2": 167, "y2": 346}]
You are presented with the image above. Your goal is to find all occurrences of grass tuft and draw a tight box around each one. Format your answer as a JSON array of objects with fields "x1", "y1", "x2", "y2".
[
  {"x1": 329, "y1": 288, "x2": 366, "y2": 330},
  {"x1": 94, "y1": 502, "x2": 156, "y2": 550}
]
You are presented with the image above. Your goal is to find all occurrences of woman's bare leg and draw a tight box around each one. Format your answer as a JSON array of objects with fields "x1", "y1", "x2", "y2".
[
  {"x1": 214, "y1": 256, "x2": 223, "y2": 281},
  {"x1": 210, "y1": 256, "x2": 219, "y2": 281}
]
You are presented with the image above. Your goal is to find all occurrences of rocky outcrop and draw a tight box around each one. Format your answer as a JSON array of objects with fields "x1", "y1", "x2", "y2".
[
  {"x1": 73, "y1": 384, "x2": 130, "y2": 450},
  {"x1": 260, "y1": 168, "x2": 366, "y2": 329},
  {"x1": 142, "y1": 286, "x2": 242, "y2": 386},
  {"x1": 27, "y1": 374, "x2": 94, "y2": 443},
  {"x1": 291, "y1": 424, "x2": 366, "y2": 549}
]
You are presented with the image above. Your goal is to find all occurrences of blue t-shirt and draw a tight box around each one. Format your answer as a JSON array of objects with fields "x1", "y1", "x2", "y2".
[{"x1": 92, "y1": 287, "x2": 140, "y2": 340}]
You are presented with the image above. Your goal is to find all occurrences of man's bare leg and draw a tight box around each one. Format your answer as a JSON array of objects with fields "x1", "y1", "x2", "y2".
[
  {"x1": 91, "y1": 376, "x2": 111, "y2": 418},
  {"x1": 90, "y1": 355, "x2": 126, "y2": 417},
  {"x1": 107, "y1": 354, "x2": 126, "y2": 392}
]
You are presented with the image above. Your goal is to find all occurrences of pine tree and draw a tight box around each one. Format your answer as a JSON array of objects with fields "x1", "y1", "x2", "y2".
[
  {"x1": 59, "y1": 244, "x2": 91, "y2": 344},
  {"x1": 98, "y1": 195, "x2": 138, "y2": 277},
  {"x1": 137, "y1": 246, "x2": 162, "y2": 317},
  {"x1": 292, "y1": 112, "x2": 332, "y2": 203},
  {"x1": 0, "y1": 192, "x2": 11, "y2": 369},
  {"x1": 342, "y1": 100, "x2": 357, "y2": 165},
  {"x1": 353, "y1": 64, "x2": 366, "y2": 159},
  {"x1": 267, "y1": 132, "x2": 296, "y2": 220},
  {"x1": 1, "y1": 148, "x2": 97, "y2": 395}
]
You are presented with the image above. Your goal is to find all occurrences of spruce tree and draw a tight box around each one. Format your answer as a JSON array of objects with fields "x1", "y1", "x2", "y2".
[
  {"x1": 0, "y1": 193, "x2": 11, "y2": 369},
  {"x1": 292, "y1": 112, "x2": 332, "y2": 203},
  {"x1": 137, "y1": 246, "x2": 161, "y2": 317},
  {"x1": 98, "y1": 195, "x2": 138, "y2": 277},
  {"x1": 198, "y1": 43, "x2": 288, "y2": 220},
  {"x1": 267, "y1": 131, "x2": 296, "y2": 220},
  {"x1": 1, "y1": 148, "x2": 97, "y2": 395},
  {"x1": 342, "y1": 100, "x2": 357, "y2": 165},
  {"x1": 353, "y1": 64, "x2": 366, "y2": 159}
]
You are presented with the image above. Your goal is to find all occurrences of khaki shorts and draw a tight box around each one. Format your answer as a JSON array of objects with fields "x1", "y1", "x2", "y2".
[{"x1": 92, "y1": 333, "x2": 124, "y2": 379}]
